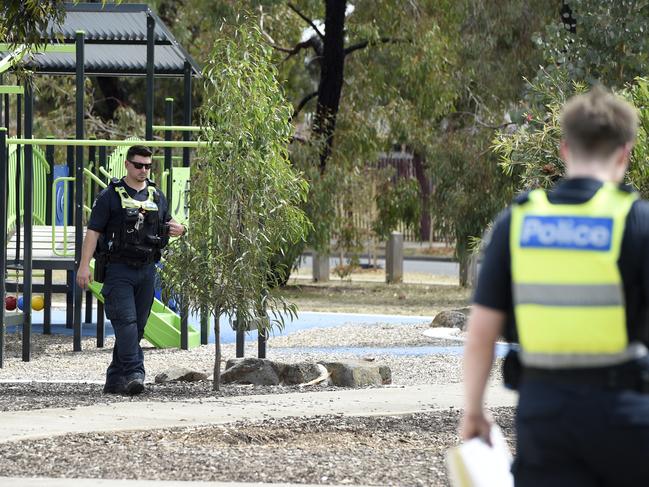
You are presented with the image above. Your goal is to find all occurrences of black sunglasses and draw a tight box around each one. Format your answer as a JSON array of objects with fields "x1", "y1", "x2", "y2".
[{"x1": 127, "y1": 160, "x2": 152, "y2": 170}]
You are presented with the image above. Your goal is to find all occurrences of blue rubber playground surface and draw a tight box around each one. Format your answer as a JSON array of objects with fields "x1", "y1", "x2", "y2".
[
  {"x1": 6, "y1": 309, "x2": 508, "y2": 357},
  {"x1": 6, "y1": 309, "x2": 431, "y2": 345}
]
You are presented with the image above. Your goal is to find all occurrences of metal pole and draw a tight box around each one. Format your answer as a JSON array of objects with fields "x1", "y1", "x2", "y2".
[
  {"x1": 88, "y1": 142, "x2": 96, "y2": 201},
  {"x1": 200, "y1": 307, "x2": 209, "y2": 345},
  {"x1": 7, "y1": 139, "x2": 205, "y2": 148},
  {"x1": 0, "y1": 128, "x2": 7, "y2": 368},
  {"x1": 258, "y1": 328, "x2": 267, "y2": 359},
  {"x1": 145, "y1": 14, "x2": 155, "y2": 141},
  {"x1": 14, "y1": 93, "x2": 21, "y2": 263},
  {"x1": 44, "y1": 269, "x2": 52, "y2": 334},
  {"x1": 45, "y1": 140, "x2": 54, "y2": 225},
  {"x1": 182, "y1": 61, "x2": 192, "y2": 168},
  {"x1": 66, "y1": 142, "x2": 74, "y2": 224},
  {"x1": 98, "y1": 145, "x2": 106, "y2": 173},
  {"x1": 3, "y1": 91, "x2": 8, "y2": 132},
  {"x1": 44, "y1": 140, "x2": 54, "y2": 335},
  {"x1": 85, "y1": 142, "x2": 96, "y2": 324},
  {"x1": 73, "y1": 31, "x2": 85, "y2": 352},
  {"x1": 22, "y1": 80, "x2": 34, "y2": 362},
  {"x1": 236, "y1": 330, "x2": 245, "y2": 358},
  {"x1": 181, "y1": 300, "x2": 188, "y2": 350},
  {"x1": 164, "y1": 97, "x2": 173, "y2": 207}
]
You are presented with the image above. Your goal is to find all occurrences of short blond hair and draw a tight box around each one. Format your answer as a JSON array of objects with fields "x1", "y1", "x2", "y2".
[{"x1": 561, "y1": 85, "x2": 638, "y2": 158}]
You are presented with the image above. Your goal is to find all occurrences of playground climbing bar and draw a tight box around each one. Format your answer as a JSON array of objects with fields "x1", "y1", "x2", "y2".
[{"x1": 6, "y1": 139, "x2": 206, "y2": 148}]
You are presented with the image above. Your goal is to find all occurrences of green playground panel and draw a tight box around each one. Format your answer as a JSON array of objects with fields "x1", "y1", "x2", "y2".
[{"x1": 6, "y1": 143, "x2": 50, "y2": 232}]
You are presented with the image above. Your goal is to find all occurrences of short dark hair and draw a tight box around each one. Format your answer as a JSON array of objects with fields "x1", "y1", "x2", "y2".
[
  {"x1": 126, "y1": 145, "x2": 153, "y2": 161},
  {"x1": 561, "y1": 85, "x2": 638, "y2": 158}
]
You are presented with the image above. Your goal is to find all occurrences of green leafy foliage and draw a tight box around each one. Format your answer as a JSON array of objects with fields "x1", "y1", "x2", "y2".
[
  {"x1": 160, "y1": 19, "x2": 309, "y2": 388},
  {"x1": 1, "y1": 1, "x2": 65, "y2": 47},
  {"x1": 535, "y1": 0, "x2": 649, "y2": 89},
  {"x1": 493, "y1": 70, "x2": 587, "y2": 190},
  {"x1": 1, "y1": 1, "x2": 122, "y2": 47},
  {"x1": 431, "y1": 130, "x2": 513, "y2": 285},
  {"x1": 494, "y1": 74, "x2": 649, "y2": 200},
  {"x1": 373, "y1": 177, "x2": 421, "y2": 241}
]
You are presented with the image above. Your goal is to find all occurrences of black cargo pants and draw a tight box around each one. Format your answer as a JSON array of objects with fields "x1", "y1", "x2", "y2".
[{"x1": 100, "y1": 262, "x2": 156, "y2": 389}]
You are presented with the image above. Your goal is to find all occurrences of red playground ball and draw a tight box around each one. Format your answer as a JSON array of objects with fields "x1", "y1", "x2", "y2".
[{"x1": 5, "y1": 296, "x2": 17, "y2": 311}]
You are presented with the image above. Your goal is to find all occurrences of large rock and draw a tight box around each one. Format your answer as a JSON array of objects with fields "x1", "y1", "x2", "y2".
[
  {"x1": 431, "y1": 310, "x2": 468, "y2": 330},
  {"x1": 319, "y1": 360, "x2": 391, "y2": 387},
  {"x1": 283, "y1": 362, "x2": 328, "y2": 385},
  {"x1": 221, "y1": 358, "x2": 390, "y2": 387},
  {"x1": 154, "y1": 367, "x2": 208, "y2": 384},
  {"x1": 220, "y1": 358, "x2": 284, "y2": 385},
  {"x1": 378, "y1": 365, "x2": 392, "y2": 385}
]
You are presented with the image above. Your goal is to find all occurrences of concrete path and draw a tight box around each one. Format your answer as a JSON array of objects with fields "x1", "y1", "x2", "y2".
[{"x1": 0, "y1": 383, "x2": 516, "y2": 444}]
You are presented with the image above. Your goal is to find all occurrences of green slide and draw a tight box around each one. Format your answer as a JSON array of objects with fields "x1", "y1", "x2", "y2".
[{"x1": 87, "y1": 260, "x2": 200, "y2": 348}]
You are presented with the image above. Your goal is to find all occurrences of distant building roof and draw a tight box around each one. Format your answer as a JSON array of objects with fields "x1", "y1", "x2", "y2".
[{"x1": 3, "y1": 3, "x2": 201, "y2": 77}]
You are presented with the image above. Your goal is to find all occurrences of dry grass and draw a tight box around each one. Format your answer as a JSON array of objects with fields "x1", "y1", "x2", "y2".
[{"x1": 276, "y1": 280, "x2": 471, "y2": 316}]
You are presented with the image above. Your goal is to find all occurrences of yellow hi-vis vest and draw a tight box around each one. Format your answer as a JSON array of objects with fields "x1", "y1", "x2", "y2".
[{"x1": 511, "y1": 182, "x2": 647, "y2": 368}]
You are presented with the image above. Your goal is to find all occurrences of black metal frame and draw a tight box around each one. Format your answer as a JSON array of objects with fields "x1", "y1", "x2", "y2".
[{"x1": 0, "y1": 4, "x2": 199, "y2": 366}]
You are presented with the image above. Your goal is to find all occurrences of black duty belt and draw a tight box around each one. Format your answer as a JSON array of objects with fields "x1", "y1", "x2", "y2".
[
  {"x1": 108, "y1": 255, "x2": 154, "y2": 266},
  {"x1": 524, "y1": 366, "x2": 649, "y2": 393}
]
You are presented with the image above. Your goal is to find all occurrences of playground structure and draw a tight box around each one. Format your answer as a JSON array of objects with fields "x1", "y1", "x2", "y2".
[{"x1": 0, "y1": 3, "x2": 207, "y2": 367}]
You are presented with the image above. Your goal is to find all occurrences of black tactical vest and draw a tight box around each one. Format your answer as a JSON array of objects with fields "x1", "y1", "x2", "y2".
[{"x1": 104, "y1": 179, "x2": 168, "y2": 265}]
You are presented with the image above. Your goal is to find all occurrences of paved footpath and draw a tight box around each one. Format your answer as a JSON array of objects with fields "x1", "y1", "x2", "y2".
[
  {"x1": 0, "y1": 383, "x2": 515, "y2": 444},
  {"x1": 0, "y1": 383, "x2": 516, "y2": 487}
]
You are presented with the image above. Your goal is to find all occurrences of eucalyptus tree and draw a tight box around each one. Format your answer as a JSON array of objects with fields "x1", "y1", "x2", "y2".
[
  {"x1": 160, "y1": 20, "x2": 310, "y2": 390},
  {"x1": 494, "y1": 0, "x2": 649, "y2": 195}
]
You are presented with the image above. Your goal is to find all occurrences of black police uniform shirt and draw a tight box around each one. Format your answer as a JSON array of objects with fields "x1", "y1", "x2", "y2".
[
  {"x1": 473, "y1": 177, "x2": 649, "y2": 345},
  {"x1": 87, "y1": 178, "x2": 172, "y2": 237}
]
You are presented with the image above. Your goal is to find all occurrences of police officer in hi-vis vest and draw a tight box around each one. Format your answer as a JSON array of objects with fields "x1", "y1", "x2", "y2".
[
  {"x1": 461, "y1": 86, "x2": 649, "y2": 486},
  {"x1": 76, "y1": 145, "x2": 186, "y2": 395}
]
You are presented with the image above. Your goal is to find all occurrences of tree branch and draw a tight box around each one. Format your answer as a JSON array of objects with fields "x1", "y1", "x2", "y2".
[
  {"x1": 292, "y1": 91, "x2": 319, "y2": 119},
  {"x1": 344, "y1": 37, "x2": 409, "y2": 56},
  {"x1": 282, "y1": 39, "x2": 318, "y2": 63},
  {"x1": 287, "y1": 2, "x2": 325, "y2": 40},
  {"x1": 453, "y1": 111, "x2": 517, "y2": 130},
  {"x1": 259, "y1": 5, "x2": 321, "y2": 59},
  {"x1": 258, "y1": 6, "x2": 297, "y2": 54}
]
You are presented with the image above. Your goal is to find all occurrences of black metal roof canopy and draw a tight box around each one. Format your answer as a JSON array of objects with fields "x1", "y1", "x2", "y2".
[{"x1": 8, "y1": 3, "x2": 201, "y2": 77}]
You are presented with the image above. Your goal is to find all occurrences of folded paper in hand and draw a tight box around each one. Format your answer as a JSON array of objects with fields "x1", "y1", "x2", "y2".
[{"x1": 446, "y1": 424, "x2": 513, "y2": 487}]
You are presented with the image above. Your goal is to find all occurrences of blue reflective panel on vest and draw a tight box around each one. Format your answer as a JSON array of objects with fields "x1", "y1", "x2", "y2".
[{"x1": 520, "y1": 215, "x2": 613, "y2": 251}]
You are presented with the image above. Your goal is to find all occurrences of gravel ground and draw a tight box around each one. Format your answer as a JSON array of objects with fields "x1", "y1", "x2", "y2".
[
  {"x1": 0, "y1": 323, "x2": 474, "y2": 387},
  {"x1": 0, "y1": 409, "x2": 516, "y2": 486},
  {"x1": 0, "y1": 317, "x2": 512, "y2": 486}
]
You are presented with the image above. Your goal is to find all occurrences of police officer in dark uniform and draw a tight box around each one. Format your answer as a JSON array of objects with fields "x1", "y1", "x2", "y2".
[
  {"x1": 76, "y1": 145, "x2": 186, "y2": 395},
  {"x1": 461, "y1": 86, "x2": 649, "y2": 486}
]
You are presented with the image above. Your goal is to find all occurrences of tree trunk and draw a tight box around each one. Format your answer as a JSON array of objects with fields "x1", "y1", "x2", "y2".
[
  {"x1": 94, "y1": 77, "x2": 127, "y2": 121},
  {"x1": 458, "y1": 253, "x2": 469, "y2": 287},
  {"x1": 412, "y1": 151, "x2": 432, "y2": 242},
  {"x1": 212, "y1": 309, "x2": 221, "y2": 391},
  {"x1": 312, "y1": 0, "x2": 347, "y2": 174}
]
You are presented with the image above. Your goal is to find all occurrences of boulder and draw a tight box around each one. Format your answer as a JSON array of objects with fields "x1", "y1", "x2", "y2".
[
  {"x1": 221, "y1": 358, "x2": 390, "y2": 387},
  {"x1": 378, "y1": 365, "x2": 392, "y2": 385},
  {"x1": 154, "y1": 366, "x2": 208, "y2": 384},
  {"x1": 430, "y1": 310, "x2": 468, "y2": 330},
  {"x1": 319, "y1": 360, "x2": 391, "y2": 387},
  {"x1": 220, "y1": 358, "x2": 284, "y2": 385},
  {"x1": 282, "y1": 362, "x2": 328, "y2": 385}
]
